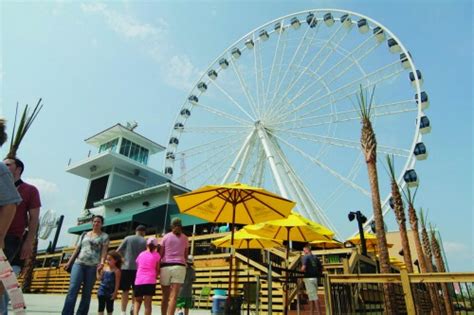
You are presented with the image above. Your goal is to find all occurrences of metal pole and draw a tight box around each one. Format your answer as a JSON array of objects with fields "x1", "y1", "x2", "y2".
[
  {"x1": 50, "y1": 215, "x2": 64, "y2": 253},
  {"x1": 357, "y1": 212, "x2": 367, "y2": 256},
  {"x1": 267, "y1": 250, "x2": 272, "y2": 315}
]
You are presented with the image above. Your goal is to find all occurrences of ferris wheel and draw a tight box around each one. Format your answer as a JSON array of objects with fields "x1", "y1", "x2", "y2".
[{"x1": 164, "y1": 9, "x2": 431, "y2": 236}]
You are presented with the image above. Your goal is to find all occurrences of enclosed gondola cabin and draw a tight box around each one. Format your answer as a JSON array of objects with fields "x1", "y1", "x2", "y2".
[
  {"x1": 419, "y1": 115, "x2": 431, "y2": 134},
  {"x1": 415, "y1": 91, "x2": 429, "y2": 110},
  {"x1": 197, "y1": 82, "x2": 207, "y2": 92},
  {"x1": 219, "y1": 58, "x2": 229, "y2": 69},
  {"x1": 231, "y1": 48, "x2": 241, "y2": 59},
  {"x1": 400, "y1": 52, "x2": 412, "y2": 69},
  {"x1": 324, "y1": 13, "x2": 335, "y2": 26},
  {"x1": 259, "y1": 29, "x2": 269, "y2": 40},
  {"x1": 388, "y1": 38, "x2": 401, "y2": 53},
  {"x1": 373, "y1": 27, "x2": 385, "y2": 42},
  {"x1": 306, "y1": 13, "x2": 317, "y2": 28},
  {"x1": 410, "y1": 70, "x2": 424, "y2": 87},
  {"x1": 290, "y1": 17, "x2": 301, "y2": 29},
  {"x1": 274, "y1": 22, "x2": 284, "y2": 33},
  {"x1": 208, "y1": 69, "x2": 218, "y2": 80},
  {"x1": 340, "y1": 14, "x2": 352, "y2": 29},
  {"x1": 180, "y1": 109, "x2": 191, "y2": 118},
  {"x1": 188, "y1": 95, "x2": 198, "y2": 103},
  {"x1": 174, "y1": 123, "x2": 184, "y2": 130},
  {"x1": 414, "y1": 142, "x2": 428, "y2": 160},
  {"x1": 357, "y1": 19, "x2": 369, "y2": 33},
  {"x1": 245, "y1": 39, "x2": 254, "y2": 49},
  {"x1": 403, "y1": 169, "x2": 419, "y2": 188}
]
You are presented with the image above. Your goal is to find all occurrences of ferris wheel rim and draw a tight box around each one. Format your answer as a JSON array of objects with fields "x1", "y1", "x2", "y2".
[{"x1": 164, "y1": 8, "x2": 427, "y2": 237}]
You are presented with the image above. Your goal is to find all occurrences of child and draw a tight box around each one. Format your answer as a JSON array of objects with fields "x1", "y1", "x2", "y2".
[
  {"x1": 133, "y1": 237, "x2": 161, "y2": 315},
  {"x1": 176, "y1": 255, "x2": 196, "y2": 315},
  {"x1": 97, "y1": 250, "x2": 122, "y2": 315}
]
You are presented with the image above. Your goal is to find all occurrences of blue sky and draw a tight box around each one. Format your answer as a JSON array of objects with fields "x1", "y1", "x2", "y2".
[{"x1": 0, "y1": 0, "x2": 472, "y2": 271}]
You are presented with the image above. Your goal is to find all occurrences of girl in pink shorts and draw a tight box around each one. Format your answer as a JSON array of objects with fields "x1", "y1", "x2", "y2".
[{"x1": 134, "y1": 237, "x2": 160, "y2": 315}]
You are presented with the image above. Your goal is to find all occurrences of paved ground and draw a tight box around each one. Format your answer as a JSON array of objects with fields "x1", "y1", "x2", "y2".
[{"x1": 9, "y1": 294, "x2": 213, "y2": 314}]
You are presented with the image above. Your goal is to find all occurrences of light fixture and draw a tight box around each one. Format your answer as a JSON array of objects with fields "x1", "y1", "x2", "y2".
[
  {"x1": 90, "y1": 165, "x2": 97, "y2": 172},
  {"x1": 348, "y1": 210, "x2": 368, "y2": 256},
  {"x1": 142, "y1": 201, "x2": 150, "y2": 207},
  {"x1": 114, "y1": 208, "x2": 122, "y2": 213}
]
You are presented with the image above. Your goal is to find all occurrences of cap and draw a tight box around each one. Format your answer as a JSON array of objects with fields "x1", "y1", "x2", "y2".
[
  {"x1": 187, "y1": 255, "x2": 194, "y2": 263},
  {"x1": 147, "y1": 237, "x2": 158, "y2": 246}
]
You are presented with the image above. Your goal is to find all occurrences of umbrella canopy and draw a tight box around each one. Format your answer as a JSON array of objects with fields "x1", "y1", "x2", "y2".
[
  {"x1": 310, "y1": 239, "x2": 344, "y2": 249},
  {"x1": 174, "y1": 182, "x2": 295, "y2": 225},
  {"x1": 346, "y1": 232, "x2": 394, "y2": 251},
  {"x1": 212, "y1": 229, "x2": 283, "y2": 249},
  {"x1": 244, "y1": 212, "x2": 334, "y2": 315},
  {"x1": 244, "y1": 212, "x2": 335, "y2": 242},
  {"x1": 174, "y1": 182, "x2": 295, "y2": 300}
]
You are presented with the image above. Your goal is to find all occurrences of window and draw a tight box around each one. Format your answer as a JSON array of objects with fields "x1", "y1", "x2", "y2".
[
  {"x1": 120, "y1": 138, "x2": 131, "y2": 156},
  {"x1": 119, "y1": 138, "x2": 149, "y2": 165},
  {"x1": 85, "y1": 175, "x2": 109, "y2": 209},
  {"x1": 99, "y1": 138, "x2": 118, "y2": 153}
]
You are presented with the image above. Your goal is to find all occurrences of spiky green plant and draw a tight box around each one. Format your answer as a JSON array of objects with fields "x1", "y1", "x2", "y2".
[
  {"x1": 356, "y1": 85, "x2": 395, "y2": 314},
  {"x1": 386, "y1": 155, "x2": 413, "y2": 272},
  {"x1": 7, "y1": 98, "x2": 43, "y2": 159}
]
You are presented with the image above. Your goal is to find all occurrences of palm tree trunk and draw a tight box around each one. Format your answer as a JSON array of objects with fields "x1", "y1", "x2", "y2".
[
  {"x1": 431, "y1": 231, "x2": 454, "y2": 315},
  {"x1": 421, "y1": 221, "x2": 442, "y2": 315}
]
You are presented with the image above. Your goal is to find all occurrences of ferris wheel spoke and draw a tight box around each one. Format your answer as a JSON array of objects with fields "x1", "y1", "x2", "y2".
[
  {"x1": 229, "y1": 56, "x2": 260, "y2": 119},
  {"x1": 175, "y1": 141, "x2": 242, "y2": 185},
  {"x1": 277, "y1": 129, "x2": 411, "y2": 158},
  {"x1": 182, "y1": 125, "x2": 252, "y2": 134},
  {"x1": 269, "y1": 131, "x2": 371, "y2": 197},
  {"x1": 250, "y1": 147, "x2": 266, "y2": 187},
  {"x1": 267, "y1": 23, "x2": 349, "y2": 120},
  {"x1": 280, "y1": 60, "x2": 404, "y2": 120},
  {"x1": 175, "y1": 134, "x2": 244, "y2": 159},
  {"x1": 191, "y1": 100, "x2": 252, "y2": 125},
  {"x1": 273, "y1": 99, "x2": 416, "y2": 128},
  {"x1": 253, "y1": 34, "x2": 263, "y2": 118},
  {"x1": 205, "y1": 81, "x2": 256, "y2": 122},
  {"x1": 199, "y1": 150, "x2": 241, "y2": 187},
  {"x1": 266, "y1": 21, "x2": 329, "y2": 117}
]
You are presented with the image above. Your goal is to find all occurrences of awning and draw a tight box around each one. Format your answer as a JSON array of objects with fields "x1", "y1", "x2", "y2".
[{"x1": 68, "y1": 205, "x2": 169, "y2": 235}]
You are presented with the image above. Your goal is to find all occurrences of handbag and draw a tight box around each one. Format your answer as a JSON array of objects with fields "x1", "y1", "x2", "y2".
[{"x1": 65, "y1": 232, "x2": 86, "y2": 273}]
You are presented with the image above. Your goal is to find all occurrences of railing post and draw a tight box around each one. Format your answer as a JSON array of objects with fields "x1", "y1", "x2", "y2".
[
  {"x1": 400, "y1": 269, "x2": 416, "y2": 315},
  {"x1": 323, "y1": 273, "x2": 332, "y2": 315}
]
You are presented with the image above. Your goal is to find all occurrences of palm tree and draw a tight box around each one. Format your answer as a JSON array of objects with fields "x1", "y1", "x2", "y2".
[
  {"x1": 356, "y1": 86, "x2": 395, "y2": 314},
  {"x1": 404, "y1": 192, "x2": 441, "y2": 315},
  {"x1": 430, "y1": 226, "x2": 454, "y2": 315},
  {"x1": 386, "y1": 155, "x2": 413, "y2": 272},
  {"x1": 420, "y1": 209, "x2": 443, "y2": 313}
]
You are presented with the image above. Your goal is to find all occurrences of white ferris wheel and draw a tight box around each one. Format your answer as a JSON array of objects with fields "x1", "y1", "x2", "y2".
[{"x1": 164, "y1": 9, "x2": 431, "y2": 236}]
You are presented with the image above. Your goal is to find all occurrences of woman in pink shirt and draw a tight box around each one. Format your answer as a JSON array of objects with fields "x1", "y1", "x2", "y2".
[
  {"x1": 133, "y1": 237, "x2": 160, "y2": 315},
  {"x1": 159, "y1": 218, "x2": 189, "y2": 315}
]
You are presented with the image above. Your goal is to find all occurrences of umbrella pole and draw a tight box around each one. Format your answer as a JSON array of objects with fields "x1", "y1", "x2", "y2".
[
  {"x1": 227, "y1": 203, "x2": 237, "y2": 312},
  {"x1": 247, "y1": 240, "x2": 250, "y2": 315},
  {"x1": 285, "y1": 227, "x2": 290, "y2": 315}
]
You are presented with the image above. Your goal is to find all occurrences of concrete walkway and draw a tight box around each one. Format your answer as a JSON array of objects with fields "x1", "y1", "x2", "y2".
[{"x1": 9, "y1": 294, "x2": 213, "y2": 314}]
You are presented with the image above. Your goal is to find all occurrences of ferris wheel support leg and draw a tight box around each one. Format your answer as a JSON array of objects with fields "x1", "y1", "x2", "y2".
[
  {"x1": 233, "y1": 135, "x2": 257, "y2": 183},
  {"x1": 220, "y1": 130, "x2": 256, "y2": 184},
  {"x1": 256, "y1": 127, "x2": 289, "y2": 198}
]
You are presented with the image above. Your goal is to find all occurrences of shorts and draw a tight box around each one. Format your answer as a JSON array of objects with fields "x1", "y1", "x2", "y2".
[
  {"x1": 133, "y1": 284, "x2": 156, "y2": 297},
  {"x1": 98, "y1": 295, "x2": 114, "y2": 313},
  {"x1": 119, "y1": 269, "x2": 137, "y2": 291},
  {"x1": 303, "y1": 278, "x2": 319, "y2": 301},
  {"x1": 176, "y1": 297, "x2": 193, "y2": 308},
  {"x1": 160, "y1": 265, "x2": 186, "y2": 286},
  {"x1": 4, "y1": 235, "x2": 22, "y2": 264}
]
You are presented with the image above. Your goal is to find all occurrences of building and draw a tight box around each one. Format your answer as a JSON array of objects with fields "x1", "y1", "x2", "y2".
[{"x1": 65, "y1": 123, "x2": 205, "y2": 237}]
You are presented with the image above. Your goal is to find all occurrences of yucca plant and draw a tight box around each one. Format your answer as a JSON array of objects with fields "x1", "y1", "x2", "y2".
[
  {"x1": 430, "y1": 226, "x2": 454, "y2": 315},
  {"x1": 7, "y1": 98, "x2": 43, "y2": 159},
  {"x1": 386, "y1": 155, "x2": 413, "y2": 272},
  {"x1": 356, "y1": 85, "x2": 395, "y2": 314}
]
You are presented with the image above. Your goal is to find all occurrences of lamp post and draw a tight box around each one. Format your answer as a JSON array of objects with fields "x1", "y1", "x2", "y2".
[{"x1": 348, "y1": 211, "x2": 368, "y2": 256}]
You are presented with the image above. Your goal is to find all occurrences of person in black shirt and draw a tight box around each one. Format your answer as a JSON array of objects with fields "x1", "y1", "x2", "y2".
[{"x1": 300, "y1": 243, "x2": 322, "y2": 315}]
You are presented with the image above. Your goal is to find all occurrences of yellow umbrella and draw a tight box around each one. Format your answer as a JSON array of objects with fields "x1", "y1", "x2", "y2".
[
  {"x1": 174, "y1": 182, "x2": 295, "y2": 299},
  {"x1": 244, "y1": 212, "x2": 334, "y2": 315},
  {"x1": 346, "y1": 232, "x2": 394, "y2": 252},
  {"x1": 212, "y1": 229, "x2": 283, "y2": 315},
  {"x1": 310, "y1": 239, "x2": 344, "y2": 249}
]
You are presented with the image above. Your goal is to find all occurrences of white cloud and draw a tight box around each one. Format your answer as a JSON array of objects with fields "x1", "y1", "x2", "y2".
[
  {"x1": 80, "y1": 3, "x2": 199, "y2": 90},
  {"x1": 25, "y1": 177, "x2": 59, "y2": 194},
  {"x1": 163, "y1": 55, "x2": 202, "y2": 91}
]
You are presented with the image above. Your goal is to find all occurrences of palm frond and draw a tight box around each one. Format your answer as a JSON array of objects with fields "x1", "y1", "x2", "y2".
[
  {"x1": 385, "y1": 154, "x2": 397, "y2": 181},
  {"x1": 356, "y1": 85, "x2": 376, "y2": 120},
  {"x1": 7, "y1": 98, "x2": 43, "y2": 159}
]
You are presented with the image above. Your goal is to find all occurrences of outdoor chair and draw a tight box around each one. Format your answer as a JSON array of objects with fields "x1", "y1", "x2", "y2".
[
  {"x1": 196, "y1": 286, "x2": 212, "y2": 309},
  {"x1": 241, "y1": 282, "x2": 259, "y2": 314}
]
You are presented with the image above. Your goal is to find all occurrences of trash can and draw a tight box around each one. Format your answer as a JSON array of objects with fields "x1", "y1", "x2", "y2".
[
  {"x1": 211, "y1": 294, "x2": 227, "y2": 315},
  {"x1": 224, "y1": 296, "x2": 242, "y2": 315}
]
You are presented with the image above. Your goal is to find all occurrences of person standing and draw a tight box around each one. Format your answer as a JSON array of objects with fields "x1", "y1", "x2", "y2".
[
  {"x1": 116, "y1": 225, "x2": 147, "y2": 315},
  {"x1": 300, "y1": 243, "x2": 322, "y2": 315},
  {"x1": 133, "y1": 237, "x2": 160, "y2": 315},
  {"x1": 0, "y1": 157, "x2": 41, "y2": 315},
  {"x1": 62, "y1": 215, "x2": 109, "y2": 315},
  {"x1": 97, "y1": 251, "x2": 122, "y2": 315},
  {"x1": 0, "y1": 119, "x2": 22, "y2": 309},
  {"x1": 176, "y1": 255, "x2": 196, "y2": 315},
  {"x1": 159, "y1": 218, "x2": 189, "y2": 315}
]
